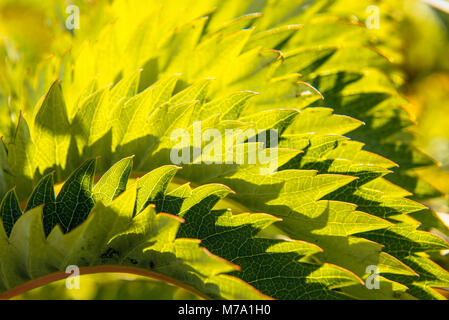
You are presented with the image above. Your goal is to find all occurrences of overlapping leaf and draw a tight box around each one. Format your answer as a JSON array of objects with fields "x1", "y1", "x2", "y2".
[{"x1": 0, "y1": 157, "x2": 364, "y2": 299}]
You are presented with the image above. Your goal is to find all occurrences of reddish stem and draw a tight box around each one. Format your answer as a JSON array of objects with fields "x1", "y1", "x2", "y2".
[{"x1": 0, "y1": 265, "x2": 209, "y2": 300}]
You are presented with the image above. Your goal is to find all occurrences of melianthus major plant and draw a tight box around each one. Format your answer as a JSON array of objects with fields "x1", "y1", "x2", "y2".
[{"x1": 0, "y1": 0, "x2": 449, "y2": 300}]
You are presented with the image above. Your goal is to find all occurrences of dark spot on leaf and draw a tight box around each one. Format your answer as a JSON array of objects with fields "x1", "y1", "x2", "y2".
[{"x1": 100, "y1": 247, "x2": 120, "y2": 259}]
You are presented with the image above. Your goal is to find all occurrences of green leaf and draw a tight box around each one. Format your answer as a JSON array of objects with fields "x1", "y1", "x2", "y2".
[
  {"x1": 55, "y1": 158, "x2": 96, "y2": 233},
  {"x1": 0, "y1": 138, "x2": 7, "y2": 198},
  {"x1": 32, "y1": 81, "x2": 71, "y2": 178},
  {"x1": 6, "y1": 115, "x2": 36, "y2": 197},
  {"x1": 0, "y1": 160, "x2": 271, "y2": 299},
  {"x1": 9, "y1": 207, "x2": 61, "y2": 278},
  {"x1": 135, "y1": 165, "x2": 180, "y2": 215},
  {"x1": 0, "y1": 189, "x2": 22, "y2": 237},
  {"x1": 25, "y1": 172, "x2": 56, "y2": 236},
  {"x1": 93, "y1": 156, "x2": 134, "y2": 205}
]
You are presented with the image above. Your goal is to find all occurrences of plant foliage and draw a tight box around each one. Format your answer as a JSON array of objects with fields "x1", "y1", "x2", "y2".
[{"x1": 0, "y1": 0, "x2": 448, "y2": 300}]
